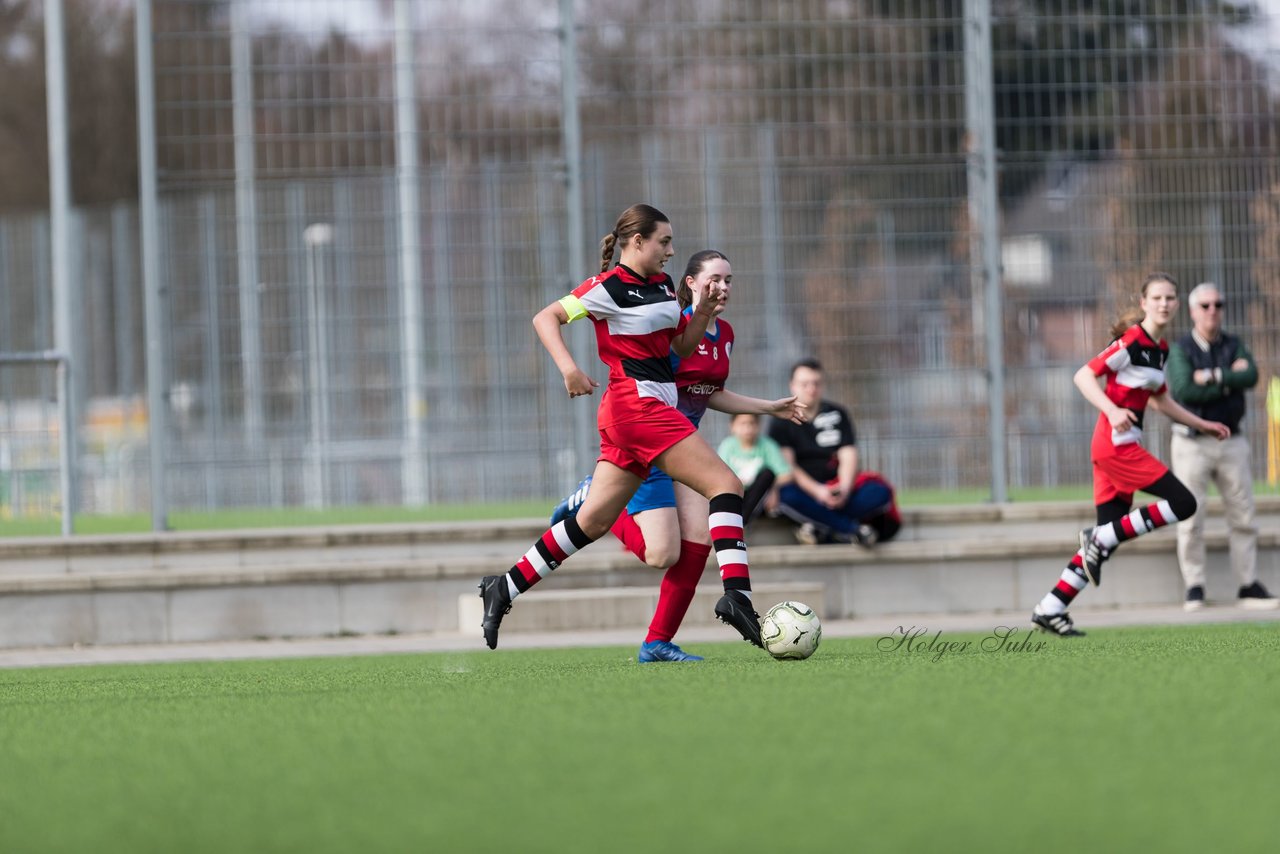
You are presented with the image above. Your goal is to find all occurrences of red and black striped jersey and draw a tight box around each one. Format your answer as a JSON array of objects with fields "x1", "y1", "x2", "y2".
[
  {"x1": 566, "y1": 264, "x2": 688, "y2": 426},
  {"x1": 1087, "y1": 323, "x2": 1168, "y2": 450}
]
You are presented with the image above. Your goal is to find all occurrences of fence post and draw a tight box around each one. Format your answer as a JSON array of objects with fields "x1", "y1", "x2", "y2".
[
  {"x1": 231, "y1": 0, "x2": 265, "y2": 449},
  {"x1": 558, "y1": 0, "x2": 596, "y2": 480},
  {"x1": 393, "y1": 0, "x2": 426, "y2": 506},
  {"x1": 135, "y1": 0, "x2": 168, "y2": 530},
  {"x1": 44, "y1": 0, "x2": 78, "y2": 530},
  {"x1": 964, "y1": 0, "x2": 1008, "y2": 503}
]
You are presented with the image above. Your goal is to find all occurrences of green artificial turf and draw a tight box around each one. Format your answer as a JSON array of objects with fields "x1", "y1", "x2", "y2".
[
  {"x1": 0, "y1": 500, "x2": 555, "y2": 537},
  {"x1": 7, "y1": 481, "x2": 1280, "y2": 537},
  {"x1": 2, "y1": 622, "x2": 1277, "y2": 853}
]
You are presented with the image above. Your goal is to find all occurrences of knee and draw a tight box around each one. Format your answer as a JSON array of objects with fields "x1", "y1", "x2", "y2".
[
  {"x1": 713, "y1": 479, "x2": 743, "y2": 499},
  {"x1": 574, "y1": 511, "x2": 612, "y2": 542},
  {"x1": 644, "y1": 545, "x2": 679, "y2": 570},
  {"x1": 1171, "y1": 491, "x2": 1197, "y2": 521}
]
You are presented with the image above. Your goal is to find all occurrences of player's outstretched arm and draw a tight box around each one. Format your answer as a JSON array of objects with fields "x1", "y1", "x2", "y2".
[{"x1": 708, "y1": 390, "x2": 807, "y2": 424}]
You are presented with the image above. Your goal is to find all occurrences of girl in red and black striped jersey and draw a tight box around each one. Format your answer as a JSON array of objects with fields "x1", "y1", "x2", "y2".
[
  {"x1": 551, "y1": 250, "x2": 806, "y2": 662},
  {"x1": 477, "y1": 204, "x2": 767, "y2": 651},
  {"x1": 1032, "y1": 273, "x2": 1231, "y2": 637}
]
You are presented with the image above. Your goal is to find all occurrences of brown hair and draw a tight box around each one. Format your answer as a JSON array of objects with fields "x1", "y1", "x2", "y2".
[
  {"x1": 789, "y1": 358, "x2": 824, "y2": 379},
  {"x1": 598, "y1": 204, "x2": 670, "y2": 273},
  {"x1": 1108, "y1": 272, "x2": 1178, "y2": 340},
  {"x1": 676, "y1": 249, "x2": 730, "y2": 309}
]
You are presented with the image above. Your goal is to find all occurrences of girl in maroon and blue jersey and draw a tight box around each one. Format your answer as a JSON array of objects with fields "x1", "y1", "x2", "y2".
[
  {"x1": 477, "y1": 205, "x2": 773, "y2": 652},
  {"x1": 554, "y1": 250, "x2": 804, "y2": 662},
  {"x1": 1031, "y1": 273, "x2": 1231, "y2": 637}
]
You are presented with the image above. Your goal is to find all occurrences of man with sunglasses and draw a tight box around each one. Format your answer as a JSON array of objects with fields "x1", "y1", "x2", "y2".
[{"x1": 1166, "y1": 282, "x2": 1277, "y2": 611}]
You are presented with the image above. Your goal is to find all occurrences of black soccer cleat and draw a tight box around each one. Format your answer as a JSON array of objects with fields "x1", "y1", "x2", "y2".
[
  {"x1": 479, "y1": 575, "x2": 512, "y2": 650},
  {"x1": 1031, "y1": 608, "x2": 1085, "y2": 637},
  {"x1": 715, "y1": 590, "x2": 764, "y2": 648},
  {"x1": 1078, "y1": 528, "x2": 1110, "y2": 587}
]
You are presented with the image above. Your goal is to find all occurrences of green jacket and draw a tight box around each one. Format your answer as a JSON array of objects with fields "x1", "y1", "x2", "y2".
[{"x1": 1165, "y1": 331, "x2": 1258, "y2": 432}]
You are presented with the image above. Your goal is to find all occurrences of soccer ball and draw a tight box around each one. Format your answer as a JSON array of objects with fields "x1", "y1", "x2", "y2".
[{"x1": 761, "y1": 601, "x2": 822, "y2": 660}]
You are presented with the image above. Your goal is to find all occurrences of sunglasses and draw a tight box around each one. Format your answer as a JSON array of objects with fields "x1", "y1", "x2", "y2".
[{"x1": 1198, "y1": 301, "x2": 1224, "y2": 310}]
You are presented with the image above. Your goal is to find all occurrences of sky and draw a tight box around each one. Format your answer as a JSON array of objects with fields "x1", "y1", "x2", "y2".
[
  {"x1": 248, "y1": 0, "x2": 1280, "y2": 74},
  {"x1": 1226, "y1": 0, "x2": 1280, "y2": 88}
]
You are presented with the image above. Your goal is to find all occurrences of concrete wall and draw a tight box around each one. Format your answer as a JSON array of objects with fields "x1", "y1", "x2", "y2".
[{"x1": 1, "y1": 500, "x2": 1276, "y2": 649}]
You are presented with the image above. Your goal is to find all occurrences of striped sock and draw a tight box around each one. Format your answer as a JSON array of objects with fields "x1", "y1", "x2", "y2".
[
  {"x1": 709, "y1": 493, "x2": 751, "y2": 595},
  {"x1": 645, "y1": 540, "x2": 712, "y2": 643},
  {"x1": 505, "y1": 517, "x2": 596, "y2": 600},
  {"x1": 1092, "y1": 499, "x2": 1180, "y2": 550},
  {"x1": 1037, "y1": 553, "x2": 1088, "y2": 615}
]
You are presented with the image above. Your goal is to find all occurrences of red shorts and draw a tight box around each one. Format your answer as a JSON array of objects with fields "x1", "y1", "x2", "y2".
[
  {"x1": 1092, "y1": 442, "x2": 1168, "y2": 505},
  {"x1": 598, "y1": 404, "x2": 696, "y2": 479}
]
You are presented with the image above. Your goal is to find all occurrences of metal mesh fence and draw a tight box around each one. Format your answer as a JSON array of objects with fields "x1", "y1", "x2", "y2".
[
  {"x1": 3, "y1": 0, "x2": 1280, "y2": 519},
  {"x1": 0, "y1": 358, "x2": 66, "y2": 525}
]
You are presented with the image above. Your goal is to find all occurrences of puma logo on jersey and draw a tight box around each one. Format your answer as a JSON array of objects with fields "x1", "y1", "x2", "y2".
[{"x1": 627, "y1": 289, "x2": 643, "y2": 300}]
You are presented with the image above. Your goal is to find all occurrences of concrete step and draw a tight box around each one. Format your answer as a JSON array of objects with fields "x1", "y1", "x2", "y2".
[
  {"x1": 2, "y1": 499, "x2": 1277, "y2": 650},
  {"x1": 4, "y1": 496, "x2": 1278, "y2": 574},
  {"x1": 1, "y1": 526, "x2": 1276, "y2": 649},
  {"x1": 456, "y1": 583, "x2": 825, "y2": 635}
]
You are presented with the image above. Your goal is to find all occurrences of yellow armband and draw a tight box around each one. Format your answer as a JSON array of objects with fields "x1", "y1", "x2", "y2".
[{"x1": 559, "y1": 294, "x2": 588, "y2": 322}]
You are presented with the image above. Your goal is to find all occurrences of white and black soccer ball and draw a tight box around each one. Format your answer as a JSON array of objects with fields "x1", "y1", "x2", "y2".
[{"x1": 761, "y1": 601, "x2": 821, "y2": 660}]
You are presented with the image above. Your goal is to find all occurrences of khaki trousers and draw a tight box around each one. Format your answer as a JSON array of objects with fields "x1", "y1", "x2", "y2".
[{"x1": 1170, "y1": 433, "x2": 1258, "y2": 589}]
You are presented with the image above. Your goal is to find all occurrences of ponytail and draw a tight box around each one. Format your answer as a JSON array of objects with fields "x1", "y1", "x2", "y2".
[
  {"x1": 1107, "y1": 307, "x2": 1146, "y2": 341},
  {"x1": 598, "y1": 233, "x2": 617, "y2": 273}
]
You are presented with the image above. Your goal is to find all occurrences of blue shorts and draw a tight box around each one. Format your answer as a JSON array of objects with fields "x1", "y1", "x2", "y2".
[{"x1": 626, "y1": 467, "x2": 676, "y2": 515}]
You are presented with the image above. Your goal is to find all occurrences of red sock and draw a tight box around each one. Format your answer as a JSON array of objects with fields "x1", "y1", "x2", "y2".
[
  {"x1": 611, "y1": 510, "x2": 648, "y2": 562},
  {"x1": 645, "y1": 541, "x2": 712, "y2": 643}
]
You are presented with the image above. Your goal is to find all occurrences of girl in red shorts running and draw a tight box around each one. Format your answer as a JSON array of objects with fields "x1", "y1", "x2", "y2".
[
  {"x1": 477, "y1": 204, "x2": 767, "y2": 652},
  {"x1": 549, "y1": 249, "x2": 807, "y2": 662},
  {"x1": 1032, "y1": 273, "x2": 1230, "y2": 636}
]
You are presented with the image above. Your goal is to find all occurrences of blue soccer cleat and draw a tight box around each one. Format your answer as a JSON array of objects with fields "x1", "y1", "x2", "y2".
[
  {"x1": 549, "y1": 475, "x2": 593, "y2": 526},
  {"x1": 638, "y1": 640, "x2": 704, "y2": 663}
]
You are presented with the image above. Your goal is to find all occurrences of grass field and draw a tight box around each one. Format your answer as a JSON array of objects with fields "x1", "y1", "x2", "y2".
[{"x1": 2, "y1": 623, "x2": 1277, "y2": 853}]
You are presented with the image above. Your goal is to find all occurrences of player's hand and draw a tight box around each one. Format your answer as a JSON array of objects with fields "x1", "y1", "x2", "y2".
[
  {"x1": 1231, "y1": 358, "x2": 1249, "y2": 372},
  {"x1": 564, "y1": 369, "x2": 599, "y2": 398},
  {"x1": 693, "y1": 282, "x2": 727, "y2": 318},
  {"x1": 1203, "y1": 420, "x2": 1231, "y2": 440},
  {"x1": 1193, "y1": 368, "x2": 1215, "y2": 385},
  {"x1": 766, "y1": 396, "x2": 807, "y2": 424},
  {"x1": 1107, "y1": 407, "x2": 1137, "y2": 432}
]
